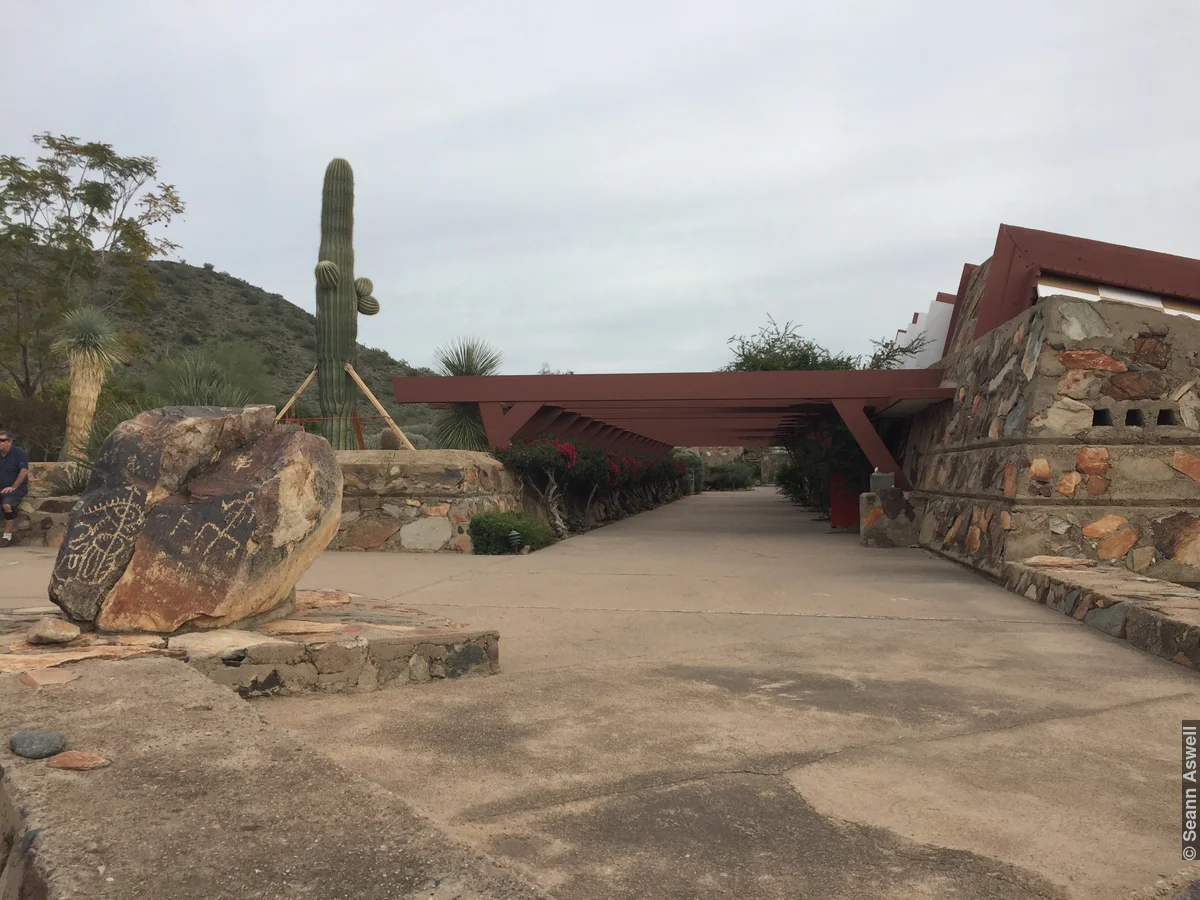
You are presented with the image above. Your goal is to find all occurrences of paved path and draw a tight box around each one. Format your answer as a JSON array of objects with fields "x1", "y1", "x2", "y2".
[
  {"x1": 268, "y1": 489, "x2": 1199, "y2": 899},
  {"x1": 9, "y1": 490, "x2": 1199, "y2": 897}
]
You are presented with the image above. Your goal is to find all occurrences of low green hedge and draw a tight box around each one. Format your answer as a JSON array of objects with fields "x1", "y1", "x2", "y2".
[{"x1": 468, "y1": 510, "x2": 557, "y2": 555}]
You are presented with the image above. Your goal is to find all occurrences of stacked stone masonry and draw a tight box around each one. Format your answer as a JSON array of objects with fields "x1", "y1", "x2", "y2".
[
  {"x1": 25, "y1": 450, "x2": 523, "y2": 554},
  {"x1": 1003, "y1": 558, "x2": 1200, "y2": 671},
  {"x1": 898, "y1": 294, "x2": 1200, "y2": 585},
  {"x1": 334, "y1": 450, "x2": 522, "y2": 553},
  {"x1": 184, "y1": 629, "x2": 500, "y2": 697}
]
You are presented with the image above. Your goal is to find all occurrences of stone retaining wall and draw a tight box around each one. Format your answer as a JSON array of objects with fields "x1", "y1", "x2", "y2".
[
  {"x1": 859, "y1": 489, "x2": 925, "y2": 548},
  {"x1": 333, "y1": 449, "x2": 522, "y2": 553},
  {"x1": 184, "y1": 629, "x2": 499, "y2": 697},
  {"x1": 20, "y1": 450, "x2": 524, "y2": 554},
  {"x1": 1001, "y1": 557, "x2": 1200, "y2": 672},
  {"x1": 896, "y1": 293, "x2": 1200, "y2": 585}
]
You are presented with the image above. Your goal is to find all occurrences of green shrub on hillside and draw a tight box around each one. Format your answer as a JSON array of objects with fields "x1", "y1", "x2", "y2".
[
  {"x1": 469, "y1": 510, "x2": 556, "y2": 555},
  {"x1": 707, "y1": 460, "x2": 757, "y2": 491}
]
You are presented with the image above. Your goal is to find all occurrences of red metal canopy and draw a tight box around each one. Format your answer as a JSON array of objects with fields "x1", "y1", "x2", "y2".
[{"x1": 392, "y1": 368, "x2": 953, "y2": 490}]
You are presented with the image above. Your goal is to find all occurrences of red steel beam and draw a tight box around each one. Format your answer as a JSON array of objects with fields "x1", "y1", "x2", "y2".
[
  {"x1": 832, "y1": 399, "x2": 910, "y2": 491},
  {"x1": 512, "y1": 405, "x2": 572, "y2": 441},
  {"x1": 393, "y1": 368, "x2": 947, "y2": 406},
  {"x1": 478, "y1": 401, "x2": 543, "y2": 449}
]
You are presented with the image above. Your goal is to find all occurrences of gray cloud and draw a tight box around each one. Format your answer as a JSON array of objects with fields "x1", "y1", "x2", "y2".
[{"x1": 4, "y1": 0, "x2": 1198, "y2": 374}]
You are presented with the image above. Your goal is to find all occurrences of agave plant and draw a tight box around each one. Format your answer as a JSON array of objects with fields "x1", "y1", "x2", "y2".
[
  {"x1": 146, "y1": 348, "x2": 256, "y2": 407},
  {"x1": 53, "y1": 345, "x2": 268, "y2": 494},
  {"x1": 432, "y1": 337, "x2": 502, "y2": 451},
  {"x1": 53, "y1": 307, "x2": 131, "y2": 462}
]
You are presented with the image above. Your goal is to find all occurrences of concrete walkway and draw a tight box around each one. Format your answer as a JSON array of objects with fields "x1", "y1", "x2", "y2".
[
  {"x1": 267, "y1": 489, "x2": 1199, "y2": 899},
  {"x1": 7, "y1": 490, "x2": 1199, "y2": 897}
]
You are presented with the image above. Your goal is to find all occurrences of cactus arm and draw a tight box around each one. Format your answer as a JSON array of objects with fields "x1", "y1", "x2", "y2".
[
  {"x1": 354, "y1": 276, "x2": 380, "y2": 315},
  {"x1": 316, "y1": 260, "x2": 340, "y2": 288}
]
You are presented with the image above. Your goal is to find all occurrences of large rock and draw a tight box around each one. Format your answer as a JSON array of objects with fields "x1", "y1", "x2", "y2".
[
  {"x1": 1029, "y1": 397, "x2": 1094, "y2": 436},
  {"x1": 49, "y1": 407, "x2": 342, "y2": 633}
]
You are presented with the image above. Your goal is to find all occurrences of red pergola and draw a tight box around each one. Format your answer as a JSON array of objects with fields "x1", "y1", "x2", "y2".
[{"x1": 392, "y1": 369, "x2": 953, "y2": 490}]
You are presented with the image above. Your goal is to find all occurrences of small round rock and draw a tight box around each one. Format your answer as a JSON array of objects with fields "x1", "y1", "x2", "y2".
[
  {"x1": 9, "y1": 730, "x2": 67, "y2": 760},
  {"x1": 26, "y1": 618, "x2": 81, "y2": 645}
]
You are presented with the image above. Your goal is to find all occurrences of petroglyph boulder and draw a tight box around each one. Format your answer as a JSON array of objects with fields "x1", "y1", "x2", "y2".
[{"x1": 49, "y1": 406, "x2": 342, "y2": 633}]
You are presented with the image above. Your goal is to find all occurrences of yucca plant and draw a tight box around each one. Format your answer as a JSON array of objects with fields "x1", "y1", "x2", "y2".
[
  {"x1": 53, "y1": 307, "x2": 131, "y2": 462},
  {"x1": 433, "y1": 337, "x2": 502, "y2": 451}
]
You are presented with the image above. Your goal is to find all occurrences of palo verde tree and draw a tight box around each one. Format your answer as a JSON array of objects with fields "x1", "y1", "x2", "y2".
[
  {"x1": 0, "y1": 133, "x2": 184, "y2": 398},
  {"x1": 723, "y1": 316, "x2": 928, "y2": 513}
]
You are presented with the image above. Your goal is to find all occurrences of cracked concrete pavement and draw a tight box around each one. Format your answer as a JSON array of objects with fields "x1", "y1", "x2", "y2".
[
  {"x1": 259, "y1": 489, "x2": 1200, "y2": 899},
  {"x1": 6, "y1": 489, "x2": 1199, "y2": 897}
]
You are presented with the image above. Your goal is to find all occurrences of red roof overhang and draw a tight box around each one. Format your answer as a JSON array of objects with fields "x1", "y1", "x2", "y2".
[
  {"x1": 392, "y1": 369, "x2": 953, "y2": 488},
  {"x1": 968, "y1": 225, "x2": 1200, "y2": 342}
]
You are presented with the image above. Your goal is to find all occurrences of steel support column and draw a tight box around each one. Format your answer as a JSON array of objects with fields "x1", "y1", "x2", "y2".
[
  {"x1": 478, "y1": 401, "x2": 544, "y2": 450},
  {"x1": 832, "y1": 399, "x2": 911, "y2": 491}
]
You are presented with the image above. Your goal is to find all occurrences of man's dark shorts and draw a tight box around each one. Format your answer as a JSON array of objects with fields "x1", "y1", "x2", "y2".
[{"x1": 1, "y1": 490, "x2": 26, "y2": 512}]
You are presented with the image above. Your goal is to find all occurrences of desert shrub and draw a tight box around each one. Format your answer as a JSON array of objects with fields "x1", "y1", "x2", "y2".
[
  {"x1": 469, "y1": 510, "x2": 556, "y2": 555},
  {"x1": 0, "y1": 393, "x2": 66, "y2": 461},
  {"x1": 495, "y1": 437, "x2": 689, "y2": 537},
  {"x1": 49, "y1": 464, "x2": 90, "y2": 496},
  {"x1": 706, "y1": 460, "x2": 757, "y2": 491},
  {"x1": 403, "y1": 422, "x2": 437, "y2": 439},
  {"x1": 672, "y1": 452, "x2": 703, "y2": 493}
]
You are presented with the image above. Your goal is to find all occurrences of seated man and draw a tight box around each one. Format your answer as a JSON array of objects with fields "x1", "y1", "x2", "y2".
[{"x1": 0, "y1": 430, "x2": 29, "y2": 546}]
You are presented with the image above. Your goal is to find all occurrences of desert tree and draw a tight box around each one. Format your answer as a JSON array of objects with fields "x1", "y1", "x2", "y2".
[{"x1": 0, "y1": 133, "x2": 184, "y2": 398}]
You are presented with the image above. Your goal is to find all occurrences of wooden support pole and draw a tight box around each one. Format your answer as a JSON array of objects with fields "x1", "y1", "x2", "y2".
[
  {"x1": 344, "y1": 363, "x2": 416, "y2": 451},
  {"x1": 276, "y1": 367, "x2": 317, "y2": 421}
]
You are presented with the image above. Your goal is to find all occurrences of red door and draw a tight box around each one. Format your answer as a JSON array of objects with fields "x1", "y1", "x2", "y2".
[{"x1": 829, "y1": 474, "x2": 859, "y2": 529}]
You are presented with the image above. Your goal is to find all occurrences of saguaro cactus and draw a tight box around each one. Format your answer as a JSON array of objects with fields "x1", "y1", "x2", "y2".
[{"x1": 314, "y1": 158, "x2": 380, "y2": 449}]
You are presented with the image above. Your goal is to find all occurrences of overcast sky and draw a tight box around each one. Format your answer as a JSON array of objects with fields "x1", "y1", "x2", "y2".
[{"x1": 4, "y1": 0, "x2": 1199, "y2": 374}]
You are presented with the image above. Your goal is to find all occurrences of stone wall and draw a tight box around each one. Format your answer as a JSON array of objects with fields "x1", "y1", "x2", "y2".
[
  {"x1": 677, "y1": 446, "x2": 746, "y2": 467},
  {"x1": 13, "y1": 465, "x2": 79, "y2": 548},
  {"x1": 332, "y1": 449, "x2": 521, "y2": 553},
  {"x1": 22, "y1": 450, "x2": 523, "y2": 555},
  {"x1": 758, "y1": 449, "x2": 790, "y2": 484},
  {"x1": 859, "y1": 489, "x2": 925, "y2": 548},
  {"x1": 900, "y1": 292, "x2": 1200, "y2": 583}
]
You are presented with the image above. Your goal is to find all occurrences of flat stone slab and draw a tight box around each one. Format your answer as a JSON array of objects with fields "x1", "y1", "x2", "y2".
[
  {"x1": 1003, "y1": 560, "x2": 1200, "y2": 672},
  {"x1": 0, "y1": 658, "x2": 548, "y2": 899},
  {"x1": 0, "y1": 590, "x2": 499, "y2": 696}
]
